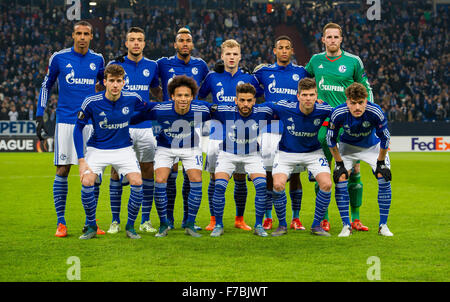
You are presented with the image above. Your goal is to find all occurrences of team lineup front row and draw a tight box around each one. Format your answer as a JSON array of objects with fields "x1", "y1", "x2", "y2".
[{"x1": 74, "y1": 64, "x2": 393, "y2": 239}]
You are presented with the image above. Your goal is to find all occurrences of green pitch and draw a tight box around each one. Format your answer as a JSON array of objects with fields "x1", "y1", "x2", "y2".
[{"x1": 0, "y1": 152, "x2": 448, "y2": 282}]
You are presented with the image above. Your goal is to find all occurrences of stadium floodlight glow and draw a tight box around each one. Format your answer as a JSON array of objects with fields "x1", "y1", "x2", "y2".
[{"x1": 89, "y1": 1, "x2": 97, "y2": 6}]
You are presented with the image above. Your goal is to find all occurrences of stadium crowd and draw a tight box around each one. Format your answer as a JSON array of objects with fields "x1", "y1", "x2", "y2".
[{"x1": 0, "y1": 0, "x2": 448, "y2": 125}]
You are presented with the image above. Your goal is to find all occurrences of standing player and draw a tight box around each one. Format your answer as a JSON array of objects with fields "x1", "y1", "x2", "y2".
[
  {"x1": 198, "y1": 39, "x2": 263, "y2": 232},
  {"x1": 327, "y1": 83, "x2": 393, "y2": 237},
  {"x1": 36, "y1": 21, "x2": 105, "y2": 237},
  {"x1": 106, "y1": 27, "x2": 162, "y2": 235},
  {"x1": 130, "y1": 75, "x2": 211, "y2": 238},
  {"x1": 209, "y1": 83, "x2": 271, "y2": 238},
  {"x1": 157, "y1": 27, "x2": 209, "y2": 230},
  {"x1": 74, "y1": 64, "x2": 147, "y2": 239},
  {"x1": 305, "y1": 22, "x2": 373, "y2": 232},
  {"x1": 268, "y1": 78, "x2": 333, "y2": 236},
  {"x1": 254, "y1": 36, "x2": 310, "y2": 231}
]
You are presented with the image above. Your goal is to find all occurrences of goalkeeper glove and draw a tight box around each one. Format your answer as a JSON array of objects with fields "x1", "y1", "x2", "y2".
[
  {"x1": 375, "y1": 160, "x2": 392, "y2": 181},
  {"x1": 209, "y1": 103, "x2": 218, "y2": 112},
  {"x1": 241, "y1": 65, "x2": 252, "y2": 74},
  {"x1": 36, "y1": 116, "x2": 48, "y2": 141},
  {"x1": 213, "y1": 60, "x2": 224, "y2": 73},
  {"x1": 333, "y1": 161, "x2": 348, "y2": 183},
  {"x1": 114, "y1": 53, "x2": 127, "y2": 63}
]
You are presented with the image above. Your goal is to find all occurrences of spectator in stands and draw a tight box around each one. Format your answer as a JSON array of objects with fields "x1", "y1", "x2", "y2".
[
  {"x1": 27, "y1": 104, "x2": 36, "y2": 121},
  {"x1": 424, "y1": 97, "x2": 436, "y2": 121},
  {"x1": 0, "y1": 107, "x2": 8, "y2": 120},
  {"x1": 0, "y1": 1, "x2": 447, "y2": 123},
  {"x1": 435, "y1": 102, "x2": 447, "y2": 121},
  {"x1": 8, "y1": 104, "x2": 18, "y2": 121}
]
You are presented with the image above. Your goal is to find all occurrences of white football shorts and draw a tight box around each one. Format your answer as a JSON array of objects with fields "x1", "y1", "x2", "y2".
[
  {"x1": 260, "y1": 132, "x2": 281, "y2": 169},
  {"x1": 85, "y1": 146, "x2": 141, "y2": 179},
  {"x1": 272, "y1": 149, "x2": 330, "y2": 178},
  {"x1": 205, "y1": 139, "x2": 245, "y2": 174},
  {"x1": 154, "y1": 147, "x2": 203, "y2": 171},
  {"x1": 214, "y1": 151, "x2": 266, "y2": 177},
  {"x1": 130, "y1": 127, "x2": 156, "y2": 163},
  {"x1": 54, "y1": 123, "x2": 92, "y2": 166},
  {"x1": 338, "y1": 142, "x2": 391, "y2": 172}
]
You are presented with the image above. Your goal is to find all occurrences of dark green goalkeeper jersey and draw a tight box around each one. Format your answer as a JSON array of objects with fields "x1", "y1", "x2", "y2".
[{"x1": 305, "y1": 50, "x2": 373, "y2": 107}]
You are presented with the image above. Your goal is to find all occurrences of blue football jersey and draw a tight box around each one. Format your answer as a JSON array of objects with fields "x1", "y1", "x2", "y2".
[
  {"x1": 75, "y1": 91, "x2": 147, "y2": 156},
  {"x1": 157, "y1": 55, "x2": 209, "y2": 102},
  {"x1": 267, "y1": 101, "x2": 333, "y2": 153},
  {"x1": 37, "y1": 47, "x2": 105, "y2": 123},
  {"x1": 132, "y1": 100, "x2": 211, "y2": 149},
  {"x1": 198, "y1": 68, "x2": 263, "y2": 104},
  {"x1": 107, "y1": 56, "x2": 160, "y2": 129},
  {"x1": 254, "y1": 62, "x2": 310, "y2": 103},
  {"x1": 327, "y1": 102, "x2": 390, "y2": 149},
  {"x1": 211, "y1": 104, "x2": 274, "y2": 155}
]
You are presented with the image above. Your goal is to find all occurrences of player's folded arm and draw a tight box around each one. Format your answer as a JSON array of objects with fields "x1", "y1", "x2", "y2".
[{"x1": 130, "y1": 102, "x2": 159, "y2": 125}]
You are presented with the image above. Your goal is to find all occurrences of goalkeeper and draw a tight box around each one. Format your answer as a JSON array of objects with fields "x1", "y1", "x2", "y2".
[{"x1": 305, "y1": 23, "x2": 374, "y2": 232}]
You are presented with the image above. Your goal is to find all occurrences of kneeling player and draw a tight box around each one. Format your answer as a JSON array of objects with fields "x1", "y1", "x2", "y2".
[
  {"x1": 74, "y1": 64, "x2": 147, "y2": 240},
  {"x1": 327, "y1": 83, "x2": 393, "y2": 237},
  {"x1": 268, "y1": 78, "x2": 333, "y2": 236}
]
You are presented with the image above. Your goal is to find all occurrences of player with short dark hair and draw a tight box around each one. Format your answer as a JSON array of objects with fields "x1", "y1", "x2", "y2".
[
  {"x1": 36, "y1": 20, "x2": 105, "y2": 237},
  {"x1": 327, "y1": 82, "x2": 393, "y2": 237},
  {"x1": 106, "y1": 26, "x2": 162, "y2": 235},
  {"x1": 74, "y1": 64, "x2": 149, "y2": 239}
]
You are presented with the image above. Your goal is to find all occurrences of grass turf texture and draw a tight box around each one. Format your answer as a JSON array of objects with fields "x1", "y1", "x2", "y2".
[{"x1": 0, "y1": 152, "x2": 448, "y2": 282}]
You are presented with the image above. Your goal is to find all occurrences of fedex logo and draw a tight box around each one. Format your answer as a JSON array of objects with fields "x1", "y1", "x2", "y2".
[{"x1": 412, "y1": 137, "x2": 450, "y2": 151}]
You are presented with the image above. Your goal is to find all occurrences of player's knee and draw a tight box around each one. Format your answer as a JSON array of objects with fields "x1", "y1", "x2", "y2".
[
  {"x1": 233, "y1": 173, "x2": 246, "y2": 181},
  {"x1": 339, "y1": 173, "x2": 348, "y2": 182},
  {"x1": 126, "y1": 173, "x2": 142, "y2": 186},
  {"x1": 110, "y1": 167, "x2": 120, "y2": 180},
  {"x1": 289, "y1": 173, "x2": 302, "y2": 190},
  {"x1": 140, "y1": 162, "x2": 154, "y2": 179},
  {"x1": 56, "y1": 165, "x2": 70, "y2": 177},
  {"x1": 352, "y1": 164, "x2": 360, "y2": 174},
  {"x1": 155, "y1": 175, "x2": 167, "y2": 184},
  {"x1": 129, "y1": 175, "x2": 143, "y2": 186},
  {"x1": 273, "y1": 181, "x2": 285, "y2": 192},
  {"x1": 130, "y1": 179, "x2": 143, "y2": 186},
  {"x1": 319, "y1": 180, "x2": 332, "y2": 192},
  {"x1": 187, "y1": 173, "x2": 202, "y2": 183}
]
